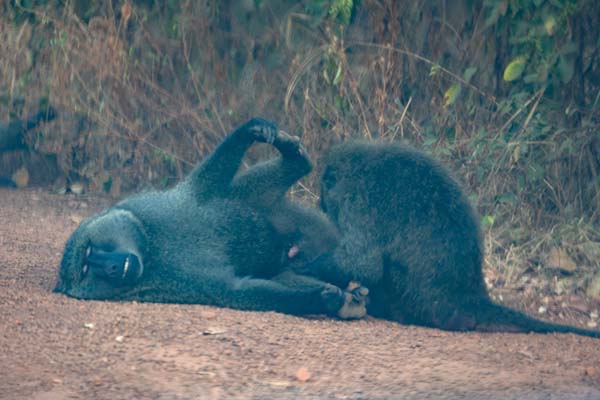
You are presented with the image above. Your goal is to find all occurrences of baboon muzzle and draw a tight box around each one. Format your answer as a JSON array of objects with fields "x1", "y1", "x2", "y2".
[{"x1": 86, "y1": 249, "x2": 142, "y2": 286}]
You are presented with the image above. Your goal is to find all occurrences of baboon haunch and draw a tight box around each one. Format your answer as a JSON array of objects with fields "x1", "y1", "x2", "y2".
[
  {"x1": 55, "y1": 119, "x2": 366, "y2": 318},
  {"x1": 300, "y1": 141, "x2": 600, "y2": 338}
]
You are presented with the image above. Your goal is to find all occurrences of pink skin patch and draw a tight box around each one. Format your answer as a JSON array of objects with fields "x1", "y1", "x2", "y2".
[{"x1": 288, "y1": 245, "x2": 299, "y2": 259}]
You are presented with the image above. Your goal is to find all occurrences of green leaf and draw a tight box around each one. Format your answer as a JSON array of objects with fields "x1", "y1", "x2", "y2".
[
  {"x1": 481, "y1": 215, "x2": 495, "y2": 228},
  {"x1": 444, "y1": 83, "x2": 462, "y2": 107},
  {"x1": 503, "y1": 56, "x2": 527, "y2": 82},
  {"x1": 323, "y1": 67, "x2": 330, "y2": 84},
  {"x1": 429, "y1": 64, "x2": 441, "y2": 77},
  {"x1": 557, "y1": 55, "x2": 574, "y2": 84},
  {"x1": 333, "y1": 63, "x2": 343, "y2": 85},
  {"x1": 463, "y1": 67, "x2": 477, "y2": 83},
  {"x1": 543, "y1": 15, "x2": 557, "y2": 35}
]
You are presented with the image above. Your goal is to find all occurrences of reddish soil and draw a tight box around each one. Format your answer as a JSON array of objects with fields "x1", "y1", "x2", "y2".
[{"x1": 1, "y1": 188, "x2": 600, "y2": 400}]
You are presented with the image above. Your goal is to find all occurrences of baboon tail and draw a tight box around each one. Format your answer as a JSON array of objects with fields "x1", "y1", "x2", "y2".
[{"x1": 474, "y1": 299, "x2": 600, "y2": 339}]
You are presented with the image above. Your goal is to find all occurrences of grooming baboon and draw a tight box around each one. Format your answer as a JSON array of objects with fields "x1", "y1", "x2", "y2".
[
  {"x1": 55, "y1": 118, "x2": 366, "y2": 318},
  {"x1": 297, "y1": 141, "x2": 600, "y2": 337}
]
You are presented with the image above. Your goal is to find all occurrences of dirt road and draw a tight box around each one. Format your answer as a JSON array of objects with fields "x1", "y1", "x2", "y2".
[{"x1": 1, "y1": 188, "x2": 599, "y2": 399}]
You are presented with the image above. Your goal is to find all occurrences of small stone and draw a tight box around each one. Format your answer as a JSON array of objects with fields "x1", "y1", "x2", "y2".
[
  {"x1": 115, "y1": 335, "x2": 124, "y2": 343},
  {"x1": 584, "y1": 367, "x2": 599, "y2": 377},
  {"x1": 202, "y1": 328, "x2": 226, "y2": 335},
  {"x1": 84, "y1": 323, "x2": 95, "y2": 330},
  {"x1": 70, "y1": 182, "x2": 84, "y2": 195},
  {"x1": 267, "y1": 380, "x2": 293, "y2": 387},
  {"x1": 587, "y1": 321, "x2": 597, "y2": 329},
  {"x1": 70, "y1": 214, "x2": 84, "y2": 225},
  {"x1": 538, "y1": 306, "x2": 547, "y2": 314},
  {"x1": 296, "y1": 367, "x2": 311, "y2": 382}
]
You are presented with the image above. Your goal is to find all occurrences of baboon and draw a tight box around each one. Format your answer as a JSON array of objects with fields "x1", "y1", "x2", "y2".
[
  {"x1": 0, "y1": 106, "x2": 56, "y2": 152},
  {"x1": 0, "y1": 105, "x2": 58, "y2": 187},
  {"x1": 55, "y1": 118, "x2": 366, "y2": 318},
  {"x1": 296, "y1": 141, "x2": 600, "y2": 338}
]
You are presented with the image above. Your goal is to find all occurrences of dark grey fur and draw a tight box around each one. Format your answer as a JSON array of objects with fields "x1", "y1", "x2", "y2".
[
  {"x1": 0, "y1": 106, "x2": 56, "y2": 152},
  {"x1": 55, "y1": 119, "x2": 365, "y2": 318},
  {"x1": 299, "y1": 141, "x2": 600, "y2": 338}
]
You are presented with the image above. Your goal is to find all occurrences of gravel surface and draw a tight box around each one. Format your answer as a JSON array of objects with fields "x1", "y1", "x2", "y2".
[{"x1": 1, "y1": 188, "x2": 600, "y2": 400}]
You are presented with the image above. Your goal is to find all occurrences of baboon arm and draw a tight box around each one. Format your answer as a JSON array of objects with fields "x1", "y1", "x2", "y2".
[
  {"x1": 300, "y1": 223, "x2": 383, "y2": 289},
  {"x1": 187, "y1": 118, "x2": 277, "y2": 200},
  {"x1": 221, "y1": 270, "x2": 336, "y2": 316},
  {"x1": 230, "y1": 131, "x2": 312, "y2": 205}
]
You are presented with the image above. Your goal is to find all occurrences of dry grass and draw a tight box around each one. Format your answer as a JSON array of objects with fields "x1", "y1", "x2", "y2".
[{"x1": 1, "y1": 1, "x2": 600, "y2": 312}]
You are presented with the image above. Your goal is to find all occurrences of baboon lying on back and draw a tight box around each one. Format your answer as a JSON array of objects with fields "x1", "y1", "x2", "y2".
[
  {"x1": 55, "y1": 119, "x2": 365, "y2": 318},
  {"x1": 296, "y1": 141, "x2": 600, "y2": 338}
]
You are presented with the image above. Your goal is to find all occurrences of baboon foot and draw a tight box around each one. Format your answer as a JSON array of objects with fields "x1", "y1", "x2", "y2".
[{"x1": 274, "y1": 130, "x2": 308, "y2": 157}]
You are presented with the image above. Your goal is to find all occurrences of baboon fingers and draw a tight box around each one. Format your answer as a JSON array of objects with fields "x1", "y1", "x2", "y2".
[{"x1": 246, "y1": 118, "x2": 277, "y2": 144}]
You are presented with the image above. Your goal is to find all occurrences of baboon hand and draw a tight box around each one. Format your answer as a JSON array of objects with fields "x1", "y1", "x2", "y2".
[
  {"x1": 321, "y1": 282, "x2": 369, "y2": 320},
  {"x1": 244, "y1": 118, "x2": 278, "y2": 145},
  {"x1": 337, "y1": 281, "x2": 369, "y2": 320}
]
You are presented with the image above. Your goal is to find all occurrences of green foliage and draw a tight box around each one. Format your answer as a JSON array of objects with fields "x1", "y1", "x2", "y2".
[
  {"x1": 503, "y1": 56, "x2": 528, "y2": 82},
  {"x1": 444, "y1": 83, "x2": 461, "y2": 107},
  {"x1": 305, "y1": 0, "x2": 357, "y2": 28},
  {"x1": 486, "y1": 0, "x2": 582, "y2": 89},
  {"x1": 328, "y1": 0, "x2": 355, "y2": 26}
]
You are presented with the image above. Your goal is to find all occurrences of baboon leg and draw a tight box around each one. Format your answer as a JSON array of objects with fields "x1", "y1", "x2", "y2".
[
  {"x1": 188, "y1": 118, "x2": 278, "y2": 200},
  {"x1": 230, "y1": 131, "x2": 312, "y2": 206},
  {"x1": 298, "y1": 219, "x2": 383, "y2": 289}
]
